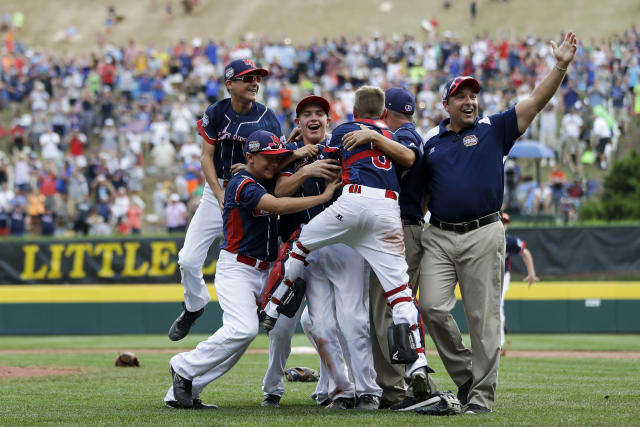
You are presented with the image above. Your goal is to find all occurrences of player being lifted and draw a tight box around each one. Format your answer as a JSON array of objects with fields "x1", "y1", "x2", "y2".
[{"x1": 260, "y1": 86, "x2": 432, "y2": 390}]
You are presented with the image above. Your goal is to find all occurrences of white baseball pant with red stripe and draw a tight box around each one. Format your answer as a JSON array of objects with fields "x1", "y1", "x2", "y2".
[
  {"x1": 177, "y1": 181, "x2": 224, "y2": 312},
  {"x1": 265, "y1": 186, "x2": 428, "y2": 376}
]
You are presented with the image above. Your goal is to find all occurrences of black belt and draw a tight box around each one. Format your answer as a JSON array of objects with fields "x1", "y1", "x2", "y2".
[
  {"x1": 401, "y1": 218, "x2": 424, "y2": 226},
  {"x1": 429, "y1": 212, "x2": 501, "y2": 234}
]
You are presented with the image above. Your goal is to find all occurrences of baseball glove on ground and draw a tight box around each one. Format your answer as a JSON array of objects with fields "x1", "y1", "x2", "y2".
[
  {"x1": 414, "y1": 391, "x2": 462, "y2": 416},
  {"x1": 284, "y1": 367, "x2": 319, "y2": 382},
  {"x1": 114, "y1": 352, "x2": 140, "y2": 367}
]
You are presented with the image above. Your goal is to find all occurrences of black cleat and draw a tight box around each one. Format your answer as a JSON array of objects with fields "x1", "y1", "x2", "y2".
[
  {"x1": 168, "y1": 302, "x2": 205, "y2": 341},
  {"x1": 165, "y1": 399, "x2": 218, "y2": 410},
  {"x1": 170, "y1": 365, "x2": 193, "y2": 408},
  {"x1": 465, "y1": 403, "x2": 492, "y2": 414},
  {"x1": 261, "y1": 394, "x2": 281, "y2": 408},
  {"x1": 258, "y1": 311, "x2": 277, "y2": 332},
  {"x1": 457, "y1": 378, "x2": 472, "y2": 406},
  {"x1": 325, "y1": 397, "x2": 356, "y2": 410}
]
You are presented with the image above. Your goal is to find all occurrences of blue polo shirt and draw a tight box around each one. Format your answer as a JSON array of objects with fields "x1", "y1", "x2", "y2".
[
  {"x1": 395, "y1": 122, "x2": 426, "y2": 221},
  {"x1": 221, "y1": 170, "x2": 278, "y2": 262},
  {"x1": 424, "y1": 107, "x2": 521, "y2": 223}
]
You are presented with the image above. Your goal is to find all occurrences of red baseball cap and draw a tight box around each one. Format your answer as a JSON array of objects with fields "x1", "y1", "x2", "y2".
[{"x1": 295, "y1": 95, "x2": 331, "y2": 116}]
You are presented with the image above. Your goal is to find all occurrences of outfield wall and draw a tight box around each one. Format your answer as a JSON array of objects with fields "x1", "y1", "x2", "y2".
[{"x1": 1, "y1": 228, "x2": 639, "y2": 334}]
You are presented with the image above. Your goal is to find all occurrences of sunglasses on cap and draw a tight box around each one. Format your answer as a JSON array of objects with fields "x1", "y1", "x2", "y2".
[{"x1": 230, "y1": 75, "x2": 262, "y2": 83}]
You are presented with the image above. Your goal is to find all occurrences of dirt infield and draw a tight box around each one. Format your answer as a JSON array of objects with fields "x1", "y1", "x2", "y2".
[{"x1": 0, "y1": 366, "x2": 80, "y2": 378}]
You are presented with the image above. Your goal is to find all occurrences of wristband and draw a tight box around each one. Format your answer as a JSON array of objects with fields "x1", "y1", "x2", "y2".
[{"x1": 555, "y1": 63, "x2": 568, "y2": 72}]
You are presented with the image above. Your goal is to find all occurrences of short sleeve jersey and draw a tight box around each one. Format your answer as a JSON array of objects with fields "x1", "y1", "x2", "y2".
[
  {"x1": 328, "y1": 119, "x2": 401, "y2": 192},
  {"x1": 505, "y1": 233, "x2": 525, "y2": 272},
  {"x1": 221, "y1": 170, "x2": 278, "y2": 261},
  {"x1": 424, "y1": 107, "x2": 522, "y2": 223},
  {"x1": 197, "y1": 98, "x2": 284, "y2": 181},
  {"x1": 394, "y1": 122, "x2": 426, "y2": 221}
]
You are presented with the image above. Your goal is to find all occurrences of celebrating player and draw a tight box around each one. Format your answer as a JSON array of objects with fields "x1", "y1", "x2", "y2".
[
  {"x1": 164, "y1": 130, "x2": 340, "y2": 409},
  {"x1": 260, "y1": 86, "x2": 432, "y2": 399}
]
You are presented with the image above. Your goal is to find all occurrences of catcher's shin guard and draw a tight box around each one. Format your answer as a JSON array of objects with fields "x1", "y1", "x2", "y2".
[{"x1": 387, "y1": 323, "x2": 419, "y2": 364}]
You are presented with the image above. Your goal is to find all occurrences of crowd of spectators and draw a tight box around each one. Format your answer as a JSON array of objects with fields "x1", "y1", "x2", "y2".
[{"x1": 0, "y1": 10, "x2": 638, "y2": 235}]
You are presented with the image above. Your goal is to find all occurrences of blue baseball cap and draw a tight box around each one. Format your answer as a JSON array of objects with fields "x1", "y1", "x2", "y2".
[
  {"x1": 385, "y1": 88, "x2": 416, "y2": 116},
  {"x1": 244, "y1": 130, "x2": 291, "y2": 156},
  {"x1": 224, "y1": 58, "x2": 268, "y2": 81},
  {"x1": 442, "y1": 76, "x2": 481, "y2": 101}
]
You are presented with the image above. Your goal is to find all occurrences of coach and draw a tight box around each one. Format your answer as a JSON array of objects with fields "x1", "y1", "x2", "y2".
[{"x1": 418, "y1": 32, "x2": 577, "y2": 414}]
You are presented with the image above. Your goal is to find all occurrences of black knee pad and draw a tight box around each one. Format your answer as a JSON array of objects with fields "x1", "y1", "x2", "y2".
[{"x1": 387, "y1": 323, "x2": 418, "y2": 364}]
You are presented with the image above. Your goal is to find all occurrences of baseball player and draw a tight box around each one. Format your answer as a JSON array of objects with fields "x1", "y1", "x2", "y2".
[
  {"x1": 262, "y1": 95, "x2": 381, "y2": 410},
  {"x1": 501, "y1": 213, "x2": 539, "y2": 351},
  {"x1": 260, "y1": 86, "x2": 431, "y2": 400},
  {"x1": 168, "y1": 58, "x2": 287, "y2": 341},
  {"x1": 341, "y1": 87, "x2": 440, "y2": 411},
  {"x1": 165, "y1": 130, "x2": 340, "y2": 409}
]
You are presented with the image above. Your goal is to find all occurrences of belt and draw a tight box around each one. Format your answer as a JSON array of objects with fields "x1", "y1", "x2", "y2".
[
  {"x1": 236, "y1": 254, "x2": 269, "y2": 270},
  {"x1": 401, "y1": 218, "x2": 424, "y2": 226},
  {"x1": 345, "y1": 184, "x2": 398, "y2": 200},
  {"x1": 429, "y1": 212, "x2": 501, "y2": 234}
]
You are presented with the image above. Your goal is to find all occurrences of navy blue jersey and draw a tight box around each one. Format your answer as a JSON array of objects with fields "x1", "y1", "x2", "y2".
[
  {"x1": 328, "y1": 119, "x2": 400, "y2": 192},
  {"x1": 424, "y1": 107, "x2": 522, "y2": 223},
  {"x1": 395, "y1": 122, "x2": 426, "y2": 221},
  {"x1": 197, "y1": 98, "x2": 284, "y2": 181},
  {"x1": 221, "y1": 170, "x2": 278, "y2": 261},
  {"x1": 278, "y1": 139, "x2": 336, "y2": 227},
  {"x1": 505, "y1": 233, "x2": 525, "y2": 273}
]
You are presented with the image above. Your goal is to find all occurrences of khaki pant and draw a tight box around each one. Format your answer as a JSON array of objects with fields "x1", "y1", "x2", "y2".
[
  {"x1": 418, "y1": 221, "x2": 504, "y2": 409},
  {"x1": 369, "y1": 223, "x2": 437, "y2": 405}
]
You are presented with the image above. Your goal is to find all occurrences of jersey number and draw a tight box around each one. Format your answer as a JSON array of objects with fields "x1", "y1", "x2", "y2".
[{"x1": 372, "y1": 155, "x2": 392, "y2": 170}]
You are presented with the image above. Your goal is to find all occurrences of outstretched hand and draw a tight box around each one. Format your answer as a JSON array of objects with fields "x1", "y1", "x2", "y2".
[
  {"x1": 523, "y1": 274, "x2": 540, "y2": 288},
  {"x1": 550, "y1": 31, "x2": 577, "y2": 68}
]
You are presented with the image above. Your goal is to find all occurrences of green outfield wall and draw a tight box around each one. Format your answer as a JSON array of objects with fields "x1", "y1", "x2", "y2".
[{"x1": 1, "y1": 282, "x2": 639, "y2": 334}]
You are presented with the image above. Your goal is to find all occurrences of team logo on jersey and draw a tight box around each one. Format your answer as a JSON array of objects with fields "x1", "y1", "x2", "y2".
[
  {"x1": 463, "y1": 135, "x2": 478, "y2": 147},
  {"x1": 225, "y1": 67, "x2": 235, "y2": 80},
  {"x1": 428, "y1": 146, "x2": 436, "y2": 155},
  {"x1": 202, "y1": 113, "x2": 209, "y2": 127}
]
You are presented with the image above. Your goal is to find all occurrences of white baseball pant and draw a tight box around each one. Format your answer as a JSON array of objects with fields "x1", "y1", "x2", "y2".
[
  {"x1": 178, "y1": 181, "x2": 224, "y2": 312},
  {"x1": 265, "y1": 187, "x2": 428, "y2": 376},
  {"x1": 166, "y1": 249, "x2": 268, "y2": 402},
  {"x1": 500, "y1": 271, "x2": 511, "y2": 347}
]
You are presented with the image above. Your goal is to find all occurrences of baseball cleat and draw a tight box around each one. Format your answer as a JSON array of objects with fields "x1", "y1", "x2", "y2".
[
  {"x1": 164, "y1": 399, "x2": 218, "y2": 410},
  {"x1": 457, "y1": 378, "x2": 472, "y2": 406},
  {"x1": 168, "y1": 302, "x2": 205, "y2": 341},
  {"x1": 325, "y1": 397, "x2": 355, "y2": 410},
  {"x1": 258, "y1": 311, "x2": 277, "y2": 331},
  {"x1": 261, "y1": 394, "x2": 281, "y2": 408},
  {"x1": 408, "y1": 367, "x2": 431, "y2": 396},
  {"x1": 355, "y1": 394, "x2": 380, "y2": 410},
  {"x1": 170, "y1": 365, "x2": 193, "y2": 408},
  {"x1": 464, "y1": 403, "x2": 492, "y2": 414}
]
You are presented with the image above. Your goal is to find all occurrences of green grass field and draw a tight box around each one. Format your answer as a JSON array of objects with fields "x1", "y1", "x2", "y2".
[{"x1": 1, "y1": 334, "x2": 639, "y2": 425}]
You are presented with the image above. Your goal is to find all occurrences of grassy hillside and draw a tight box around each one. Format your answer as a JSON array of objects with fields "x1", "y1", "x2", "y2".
[{"x1": 2, "y1": 0, "x2": 637, "y2": 53}]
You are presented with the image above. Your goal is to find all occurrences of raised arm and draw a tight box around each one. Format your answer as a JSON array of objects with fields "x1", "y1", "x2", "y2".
[{"x1": 515, "y1": 31, "x2": 578, "y2": 134}]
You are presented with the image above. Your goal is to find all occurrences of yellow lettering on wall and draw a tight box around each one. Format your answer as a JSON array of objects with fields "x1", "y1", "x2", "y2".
[
  {"x1": 20, "y1": 244, "x2": 48, "y2": 280},
  {"x1": 94, "y1": 243, "x2": 123, "y2": 278},
  {"x1": 122, "y1": 242, "x2": 149, "y2": 277},
  {"x1": 65, "y1": 244, "x2": 93, "y2": 279},
  {"x1": 148, "y1": 241, "x2": 177, "y2": 276},
  {"x1": 47, "y1": 244, "x2": 65, "y2": 279},
  {"x1": 202, "y1": 259, "x2": 217, "y2": 275}
]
